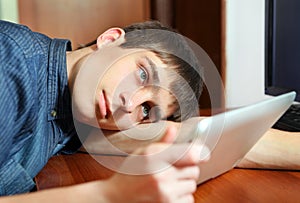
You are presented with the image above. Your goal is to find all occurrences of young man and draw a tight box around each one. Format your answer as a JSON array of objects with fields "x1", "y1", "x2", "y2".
[{"x1": 0, "y1": 20, "x2": 208, "y2": 202}]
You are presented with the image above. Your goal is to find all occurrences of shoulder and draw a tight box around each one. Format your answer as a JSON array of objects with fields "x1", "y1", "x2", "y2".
[
  {"x1": 0, "y1": 21, "x2": 38, "y2": 87},
  {"x1": 0, "y1": 20, "x2": 52, "y2": 59},
  {"x1": 0, "y1": 21, "x2": 46, "y2": 127},
  {"x1": 0, "y1": 22, "x2": 47, "y2": 168},
  {"x1": 0, "y1": 21, "x2": 52, "y2": 91}
]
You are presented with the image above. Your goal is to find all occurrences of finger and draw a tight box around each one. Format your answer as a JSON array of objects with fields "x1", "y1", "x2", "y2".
[
  {"x1": 133, "y1": 126, "x2": 176, "y2": 155},
  {"x1": 170, "y1": 144, "x2": 211, "y2": 167},
  {"x1": 171, "y1": 180, "x2": 197, "y2": 198},
  {"x1": 143, "y1": 143, "x2": 210, "y2": 168},
  {"x1": 175, "y1": 166, "x2": 200, "y2": 181},
  {"x1": 176, "y1": 194, "x2": 195, "y2": 203}
]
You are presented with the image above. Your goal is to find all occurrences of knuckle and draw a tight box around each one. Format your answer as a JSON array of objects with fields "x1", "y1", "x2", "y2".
[
  {"x1": 185, "y1": 150, "x2": 198, "y2": 163},
  {"x1": 148, "y1": 176, "x2": 173, "y2": 203}
]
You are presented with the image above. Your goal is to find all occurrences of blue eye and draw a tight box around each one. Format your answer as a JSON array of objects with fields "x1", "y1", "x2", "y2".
[
  {"x1": 141, "y1": 103, "x2": 150, "y2": 120},
  {"x1": 139, "y1": 67, "x2": 148, "y2": 83}
]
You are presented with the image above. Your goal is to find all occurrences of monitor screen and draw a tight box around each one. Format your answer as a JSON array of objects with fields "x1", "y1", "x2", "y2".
[{"x1": 265, "y1": 0, "x2": 300, "y2": 102}]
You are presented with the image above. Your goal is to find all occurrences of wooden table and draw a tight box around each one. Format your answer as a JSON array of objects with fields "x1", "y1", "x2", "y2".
[{"x1": 35, "y1": 153, "x2": 300, "y2": 203}]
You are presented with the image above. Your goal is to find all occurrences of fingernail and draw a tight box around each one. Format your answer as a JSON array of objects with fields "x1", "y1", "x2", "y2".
[
  {"x1": 199, "y1": 146, "x2": 211, "y2": 161},
  {"x1": 190, "y1": 145, "x2": 211, "y2": 163}
]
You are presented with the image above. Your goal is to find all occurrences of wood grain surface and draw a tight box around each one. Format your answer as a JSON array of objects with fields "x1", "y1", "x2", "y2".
[{"x1": 35, "y1": 153, "x2": 300, "y2": 203}]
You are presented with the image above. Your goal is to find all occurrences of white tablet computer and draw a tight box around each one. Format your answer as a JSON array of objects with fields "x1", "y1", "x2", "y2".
[{"x1": 189, "y1": 92, "x2": 296, "y2": 184}]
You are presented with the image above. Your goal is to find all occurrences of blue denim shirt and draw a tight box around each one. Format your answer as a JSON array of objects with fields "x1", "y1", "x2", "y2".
[{"x1": 0, "y1": 20, "x2": 78, "y2": 195}]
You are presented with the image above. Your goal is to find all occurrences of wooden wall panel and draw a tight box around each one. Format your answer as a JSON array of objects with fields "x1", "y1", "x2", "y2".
[
  {"x1": 175, "y1": 0, "x2": 222, "y2": 70},
  {"x1": 174, "y1": 0, "x2": 225, "y2": 110},
  {"x1": 151, "y1": 0, "x2": 175, "y2": 27},
  {"x1": 18, "y1": 0, "x2": 150, "y2": 49},
  {"x1": 151, "y1": 0, "x2": 225, "y2": 111}
]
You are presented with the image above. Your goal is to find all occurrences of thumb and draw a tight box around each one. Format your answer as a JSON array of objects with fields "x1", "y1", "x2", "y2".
[{"x1": 160, "y1": 125, "x2": 178, "y2": 143}]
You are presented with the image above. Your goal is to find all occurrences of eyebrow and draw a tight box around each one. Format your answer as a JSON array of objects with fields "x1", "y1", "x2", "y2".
[
  {"x1": 143, "y1": 56, "x2": 163, "y2": 121},
  {"x1": 144, "y1": 56, "x2": 160, "y2": 85}
]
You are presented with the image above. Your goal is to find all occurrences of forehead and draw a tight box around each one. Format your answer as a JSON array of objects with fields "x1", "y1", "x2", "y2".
[{"x1": 137, "y1": 51, "x2": 178, "y2": 119}]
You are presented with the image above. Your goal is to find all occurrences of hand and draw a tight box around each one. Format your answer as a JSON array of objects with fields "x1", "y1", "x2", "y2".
[
  {"x1": 0, "y1": 126, "x2": 210, "y2": 203},
  {"x1": 237, "y1": 128, "x2": 300, "y2": 170},
  {"x1": 105, "y1": 126, "x2": 211, "y2": 203}
]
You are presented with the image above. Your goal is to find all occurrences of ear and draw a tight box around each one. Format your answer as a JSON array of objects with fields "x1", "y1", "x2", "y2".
[{"x1": 96, "y1": 28, "x2": 125, "y2": 49}]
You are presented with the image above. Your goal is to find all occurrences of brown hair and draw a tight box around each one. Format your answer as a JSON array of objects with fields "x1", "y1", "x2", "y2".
[{"x1": 121, "y1": 21, "x2": 203, "y2": 121}]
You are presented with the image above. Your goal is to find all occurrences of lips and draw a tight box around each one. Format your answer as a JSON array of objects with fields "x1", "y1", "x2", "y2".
[{"x1": 98, "y1": 90, "x2": 110, "y2": 119}]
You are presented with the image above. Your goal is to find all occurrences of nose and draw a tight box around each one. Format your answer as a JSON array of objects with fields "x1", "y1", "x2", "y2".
[
  {"x1": 119, "y1": 90, "x2": 151, "y2": 113},
  {"x1": 119, "y1": 92, "x2": 134, "y2": 112}
]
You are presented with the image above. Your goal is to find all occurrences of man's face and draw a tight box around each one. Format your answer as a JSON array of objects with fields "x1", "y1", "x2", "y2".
[{"x1": 72, "y1": 46, "x2": 176, "y2": 130}]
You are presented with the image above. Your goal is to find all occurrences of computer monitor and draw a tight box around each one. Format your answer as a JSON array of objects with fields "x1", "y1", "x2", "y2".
[{"x1": 265, "y1": 0, "x2": 300, "y2": 102}]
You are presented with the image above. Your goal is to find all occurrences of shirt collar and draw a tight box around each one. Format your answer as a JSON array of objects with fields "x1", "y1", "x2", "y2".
[{"x1": 47, "y1": 39, "x2": 72, "y2": 121}]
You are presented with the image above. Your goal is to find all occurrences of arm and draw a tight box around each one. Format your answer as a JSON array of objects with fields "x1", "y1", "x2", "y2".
[
  {"x1": 238, "y1": 128, "x2": 300, "y2": 170},
  {"x1": 81, "y1": 117, "x2": 205, "y2": 155},
  {"x1": 81, "y1": 120, "x2": 181, "y2": 154},
  {"x1": 84, "y1": 117, "x2": 300, "y2": 170},
  {"x1": 0, "y1": 182, "x2": 112, "y2": 203},
  {"x1": 1, "y1": 126, "x2": 210, "y2": 203}
]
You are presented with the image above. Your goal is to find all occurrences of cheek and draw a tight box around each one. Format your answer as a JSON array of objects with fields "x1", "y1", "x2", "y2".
[
  {"x1": 104, "y1": 60, "x2": 135, "y2": 81},
  {"x1": 101, "y1": 72, "x2": 123, "y2": 88},
  {"x1": 103, "y1": 74, "x2": 141, "y2": 108},
  {"x1": 111, "y1": 111, "x2": 140, "y2": 130}
]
